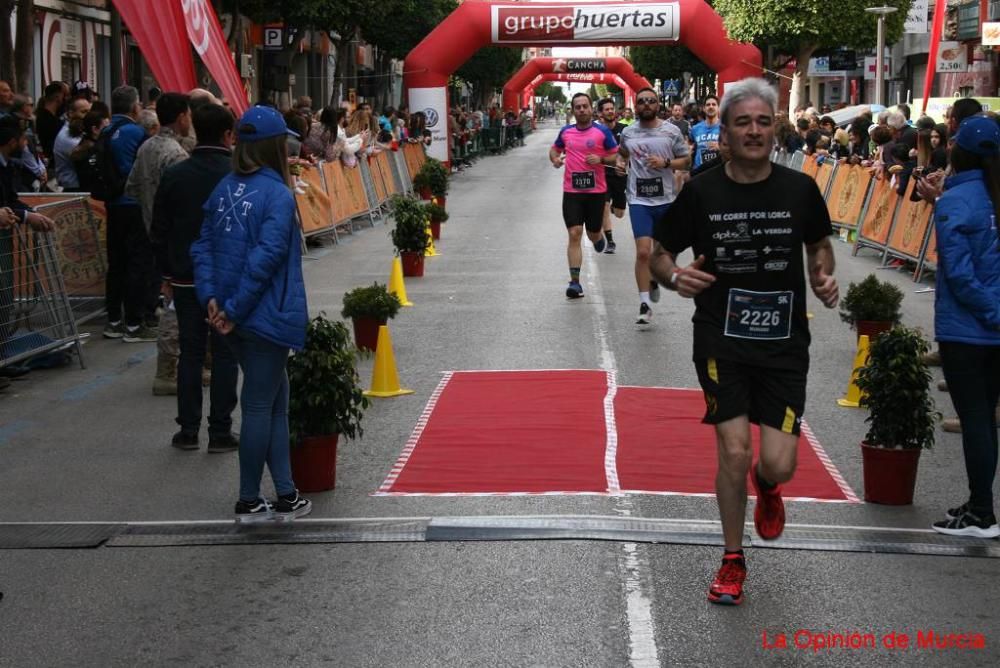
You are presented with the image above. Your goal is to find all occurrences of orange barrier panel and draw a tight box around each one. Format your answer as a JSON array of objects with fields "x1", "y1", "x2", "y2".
[
  {"x1": 801, "y1": 154, "x2": 820, "y2": 178},
  {"x1": 855, "y1": 176, "x2": 899, "y2": 253},
  {"x1": 885, "y1": 180, "x2": 934, "y2": 262},
  {"x1": 294, "y1": 165, "x2": 335, "y2": 235},
  {"x1": 814, "y1": 160, "x2": 835, "y2": 196},
  {"x1": 925, "y1": 226, "x2": 937, "y2": 265},
  {"x1": 376, "y1": 151, "x2": 399, "y2": 197},
  {"x1": 322, "y1": 160, "x2": 370, "y2": 223},
  {"x1": 18, "y1": 194, "x2": 106, "y2": 297},
  {"x1": 825, "y1": 164, "x2": 871, "y2": 230},
  {"x1": 369, "y1": 154, "x2": 389, "y2": 205},
  {"x1": 403, "y1": 143, "x2": 426, "y2": 181}
]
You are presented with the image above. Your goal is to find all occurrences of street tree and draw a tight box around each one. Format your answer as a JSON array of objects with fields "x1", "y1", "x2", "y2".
[
  {"x1": 456, "y1": 47, "x2": 523, "y2": 110},
  {"x1": 714, "y1": 0, "x2": 912, "y2": 112},
  {"x1": 629, "y1": 44, "x2": 713, "y2": 101}
]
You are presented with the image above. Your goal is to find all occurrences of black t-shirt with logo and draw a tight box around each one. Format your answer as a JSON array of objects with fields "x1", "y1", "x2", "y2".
[
  {"x1": 602, "y1": 121, "x2": 627, "y2": 178},
  {"x1": 654, "y1": 164, "x2": 832, "y2": 370}
]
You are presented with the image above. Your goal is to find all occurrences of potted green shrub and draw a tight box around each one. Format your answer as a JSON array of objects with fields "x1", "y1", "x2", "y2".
[
  {"x1": 287, "y1": 314, "x2": 370, "y2": 492},
  {"x1": 390, "y1": 194, "x2": 431, "y2": 277},
  {"x1": 839, "y1": 274, "x2": 903, "y2": 341},
  {"x1": 341, "y1": 282, "x2": 402, "y2": 352},
  {"x1": 855, "y1": 325, "x2": 939, "y2": 505},
  {"x1": 412, "y1": 157, "x2": 449, "y2": 207},
  {"x1": 424, "y1": 201, "x2": 449, "y2": 240}
]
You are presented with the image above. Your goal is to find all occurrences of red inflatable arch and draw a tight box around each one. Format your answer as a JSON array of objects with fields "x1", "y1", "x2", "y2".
[
  {"x1": 521, "y1": 72, "x2": 639, "y2": 111},
  {"x1": 405, "y1": 0, "x2": 761, "y2": 161},
  {"x1": 503, "y1": 57, "x2": 651, "y2": 112}
]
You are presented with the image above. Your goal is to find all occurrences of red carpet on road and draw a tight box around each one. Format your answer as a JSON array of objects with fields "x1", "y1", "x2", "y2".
[
  {"x1": 614, "y1": 386, "x2": 854, "y2": 501},
  {"x1": 377, "y1": 371, "x2": 856, "y2": 502}
]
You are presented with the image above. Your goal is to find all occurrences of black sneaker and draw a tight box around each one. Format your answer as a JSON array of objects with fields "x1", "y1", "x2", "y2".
[
  {"x1": 207, "y1": 432, "x2": 240, "y2": 453},
  {"x1": 234, "y1": 498, "x2": 273, "y2": 524},
  {"x1": 593, "y1": 236, "x2": 607, "y2": 253},
  {"x1": 273, "y1": 491, "x2": 312, "y2": 522},
  {"x1": 946, "y1": 501, "x2": 970, "y2": 520},
  {"x1": 636, "y1": 303, "x2": 652, "y2": 325},
  {"x1": 171, "y1": 430, "x2": 199, "y2": 450},
  {"x1": 122, "y1": 324, "x2": 158, "y2": 343},
  {"x1": 932, "y1": 510, "x2": 1000, "y2": 538},
  {"x1": 650, "y1": 280, "x2": 661, "y2": 303},
  {"x1": 604, "y1": 240, "x2": 617, "y2": 254},
  {"x1": 566, "y1": 281, "x2": 584, "y2": 299},
  {"x1": 102, "y1": 320, "x2": 125, "y2": 339}
]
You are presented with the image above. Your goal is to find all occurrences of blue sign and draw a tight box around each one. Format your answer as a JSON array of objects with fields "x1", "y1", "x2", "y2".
[{"x1": 663, "y1": 79, "x2": 680, "y2": 97}]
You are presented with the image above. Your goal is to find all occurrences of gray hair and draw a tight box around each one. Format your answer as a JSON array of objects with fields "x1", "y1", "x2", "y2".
[
  {"x1": 719, "y1": 78, "x2": 777, "y2": 125},
  {"x1": 885, "y1": 110, "x2": 906, "y2": 130},
  {"x1": 137, "y1": 109, "x2": 160, "y2": 134},
  {"x1": 111, "y1": 85, "x2": 139, "y2": 115}
]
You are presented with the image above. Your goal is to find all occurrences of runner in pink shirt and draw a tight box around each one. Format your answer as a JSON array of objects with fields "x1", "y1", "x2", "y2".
[{"x1": 549, "y1": 92, "x2": 619, "y2": 299}]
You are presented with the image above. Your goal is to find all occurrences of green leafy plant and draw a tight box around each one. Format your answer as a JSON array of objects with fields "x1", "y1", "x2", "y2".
[
  {"x1": 389, "y1": 194, "x2": 431, "y2": 254},
  {"x1": 341, "y1": 282, "x2": 402, "y2": 321},
  {"x1": 424, "y1": 201, "x2": 449, "y2": 223},
  {"x1": 855, "y1": 325, "x2": 939, "y2": 450},
  {"x1": 412, "y1": 158, "x2": 449, "y2": 198},
  {"x1": 839, "y1": 274, "x2": 904, "y2": 327},
  {"x1": 287, "y1": 314, "x2": 370, "y2": 444}
]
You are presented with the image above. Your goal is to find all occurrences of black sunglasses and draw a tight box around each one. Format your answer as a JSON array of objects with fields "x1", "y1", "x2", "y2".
[{"x1": 636, "y1": 97, "x2": 659, "y2": 105}]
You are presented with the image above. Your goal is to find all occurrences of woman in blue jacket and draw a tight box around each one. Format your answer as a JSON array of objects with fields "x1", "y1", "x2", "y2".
[
  {"x1": 932, "y1": 115, "x2": 1000, "y2": 538},
  {"x1": 191, "y1": 106, "x2": 310, "y2": 523}
]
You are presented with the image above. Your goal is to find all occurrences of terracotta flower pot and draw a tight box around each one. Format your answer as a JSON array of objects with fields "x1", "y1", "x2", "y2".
[
  {"x1": 352, "y1": 316, "x2": 386, "y2": 352},
  {"x1": 432, "y1": 195, "x2": 446, "y2": 209},
  {"x1": 861, "y1": 442, "x2": 921, "y2": 505},
  {"x1": 856, "y1": 320, "x2": 893, "y2": 343},
  {"x1": 418, "y1": 187, "x2": 433, "y2": 201},
  {"x1": 290, "y1": 434, "x2": 339, "y2": 493},
  {"x1": 430, "y1": 221, "x2": 442, "y2": 240},
  {"x1": 400, "y1": 251, "x2": 425, "y2": 277}
]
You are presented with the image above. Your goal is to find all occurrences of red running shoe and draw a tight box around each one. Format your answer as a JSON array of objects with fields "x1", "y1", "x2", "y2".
[
  {"x1": 751, "y1": 466, "x2": 785, "y2": 540},
  {"x1": 707, "y1": 554, "x2": 746, "y2": 605}
]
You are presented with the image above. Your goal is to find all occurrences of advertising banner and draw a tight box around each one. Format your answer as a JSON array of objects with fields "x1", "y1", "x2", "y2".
[
  {"x1": 409, "y1": 87, "x2": 450, "y2": 163},
  {"x1": 181, "y1": 0, "x2": 248, "y2": 114},
  {"x1": 904, "y1": 0, "x2": 928, "y2": 34},
  {"x1": 936, "y1": 41, "x2": 967, "y2": 73},
  {"x1": 492, "y1": 3, "x2": 680, "y2": 43}
]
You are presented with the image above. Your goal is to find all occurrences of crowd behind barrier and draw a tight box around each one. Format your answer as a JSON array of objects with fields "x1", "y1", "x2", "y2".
[{"x1": 773, "y1": 150, "x2": 937, "y2": 283}]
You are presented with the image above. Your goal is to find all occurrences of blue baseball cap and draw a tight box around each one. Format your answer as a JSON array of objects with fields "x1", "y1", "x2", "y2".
[
  {"x1": 954, "y1": 115, "x2": 1000, "y2": 156},
  {"x1": 237, "y1": 104, "x2": 299, "y2": 142}
]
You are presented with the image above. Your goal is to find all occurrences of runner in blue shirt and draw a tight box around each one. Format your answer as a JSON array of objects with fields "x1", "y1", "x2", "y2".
[{"x1": 690, "y1": 95, "x2": 722, "y2": 170}]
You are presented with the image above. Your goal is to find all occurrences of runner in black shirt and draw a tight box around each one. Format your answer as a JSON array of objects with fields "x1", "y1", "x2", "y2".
[
  {"x1": 596, "y1": 98, "x2": 627, "y2": 254},
  {"x1": 650, "y1": 78, "x2": 839, "y2": 607}
]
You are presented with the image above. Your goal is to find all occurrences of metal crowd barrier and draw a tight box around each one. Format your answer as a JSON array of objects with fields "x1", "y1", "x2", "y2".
[{"x1": 1, "y1": 207, "x2": 87, "y2": 370}]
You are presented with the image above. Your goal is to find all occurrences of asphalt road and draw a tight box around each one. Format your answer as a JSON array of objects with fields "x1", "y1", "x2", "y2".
[{"x1": 1, "y1": 120, "x2": 998, "y2": 667}]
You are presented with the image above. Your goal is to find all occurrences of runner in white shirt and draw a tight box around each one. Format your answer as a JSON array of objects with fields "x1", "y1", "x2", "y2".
[{"x1": 616, "y1": 87, "x2": 690, "y2": 325}]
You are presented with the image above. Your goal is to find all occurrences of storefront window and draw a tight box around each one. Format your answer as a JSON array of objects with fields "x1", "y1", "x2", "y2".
[{"x1": 957, "y1": 1, "x2": 980, "y2": 41}]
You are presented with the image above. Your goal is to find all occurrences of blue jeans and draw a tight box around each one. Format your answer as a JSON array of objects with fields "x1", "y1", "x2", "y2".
[
  {"x1": 228, "y1": 328, "x2": 295, "y2": 501},
  {"x1": 940, "y1": 341, "x2": 1000, "y2": 514}
]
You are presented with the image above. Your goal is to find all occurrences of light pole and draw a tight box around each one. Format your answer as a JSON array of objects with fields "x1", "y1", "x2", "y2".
[{"x1": 865, "y1": 5, "x2": 898, "y2": 107}]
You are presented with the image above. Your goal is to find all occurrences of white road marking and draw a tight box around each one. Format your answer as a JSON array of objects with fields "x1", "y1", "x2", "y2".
[{"x1": 586, "y1": 251, "x2": 661, "y2": 668}]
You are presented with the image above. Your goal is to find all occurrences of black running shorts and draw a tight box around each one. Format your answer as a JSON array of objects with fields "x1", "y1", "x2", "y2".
[
  {"x1": 562, "y1": 192, "x2": 607, "y2": 233},
  {"x1": 694, "y1": 357, "x2": 806, "y2": 436},
  {"x1": 604, "y1": 172, "x2": 627, "y2": 210}
]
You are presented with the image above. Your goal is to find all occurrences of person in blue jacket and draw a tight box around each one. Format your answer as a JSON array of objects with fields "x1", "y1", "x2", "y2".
[
  {"x1": 190, "y1": 105, "x2": 310, "y2": 524},
  {"x1": 931, "y1": 115, "x2": 1000, "y2": 539}
]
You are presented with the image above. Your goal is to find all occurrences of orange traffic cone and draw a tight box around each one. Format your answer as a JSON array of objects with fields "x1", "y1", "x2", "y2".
[
  {"x1": 424, "y1": 223, "x2": 439, "y2": 257},
  {"x1": 388, "y1": 257, "x2": 413, "y2": 307},
  {"x1": 364, "y1": 325, "x2": 414, "y2": 398},
  {"x1": 837, "y1": 335, "x2": 871, "y2": 408}
]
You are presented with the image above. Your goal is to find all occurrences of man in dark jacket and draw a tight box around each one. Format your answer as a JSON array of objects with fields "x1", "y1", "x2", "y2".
[{"x1": 150, "y1": 103, "x2": 239, "y2": 452}]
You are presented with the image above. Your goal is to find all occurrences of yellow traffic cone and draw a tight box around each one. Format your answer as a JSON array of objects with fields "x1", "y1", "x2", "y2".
[
  {"x1": 424, "y1": 224, "x2": 439, "y2": 257},
  {"x1": 388, "y1": 257, "x2": 413, "y2": 307},
  {"x1": 837, "y1": 335, "x2": 871, "y2": 408},
  {"x1": 364, "y1": 325, "x2": 414, "y2": 398}
]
